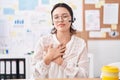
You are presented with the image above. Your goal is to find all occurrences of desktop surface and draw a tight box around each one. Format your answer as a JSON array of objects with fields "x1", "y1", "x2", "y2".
[{"x1": 9, "y1": 78, "x2": 101, "y2": 80}]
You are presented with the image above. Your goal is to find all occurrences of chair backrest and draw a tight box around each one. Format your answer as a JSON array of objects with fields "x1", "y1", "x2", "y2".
[
  {"x1": 88, "y1": 53, "x2": 94, "y2": 78},
  {"x1": 0, "y1": 58, "x2": 26, "y2": 79}
]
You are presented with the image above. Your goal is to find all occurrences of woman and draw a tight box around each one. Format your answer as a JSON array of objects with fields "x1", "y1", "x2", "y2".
[{"x1": 32, "y1": 3, "x2": 89, "y2": 78}]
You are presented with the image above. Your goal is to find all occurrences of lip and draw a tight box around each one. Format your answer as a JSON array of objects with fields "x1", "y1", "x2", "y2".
[{"x1": 57, "y1": 23, "x2": 65, "y2": 26}]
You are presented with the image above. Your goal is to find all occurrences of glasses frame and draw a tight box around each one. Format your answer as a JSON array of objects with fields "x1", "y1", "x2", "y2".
[{"x1": 53, "y1": 14, "x2": 70, "y2": 22}]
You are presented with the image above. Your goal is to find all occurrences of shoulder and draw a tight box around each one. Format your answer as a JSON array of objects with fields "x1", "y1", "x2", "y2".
[
  {"x1": 73, "y1": 35, "x2": 86, "y2": 46},
  {"x1": 73, "y1": 35, "x2": 85, "y2": 43}
]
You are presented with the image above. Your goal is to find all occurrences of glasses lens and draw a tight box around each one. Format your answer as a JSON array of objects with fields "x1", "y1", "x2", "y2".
[{"x1": 53, "y1": 15, "x2": 69, "y2": 22}]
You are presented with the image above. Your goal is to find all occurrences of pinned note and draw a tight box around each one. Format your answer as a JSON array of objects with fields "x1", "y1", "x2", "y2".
[
  {"x1": 95, "y1": 2, "x2": 102, "y2": 8},
  {"x1": 13, "y1": 4, "x2": 18, "y2": 10},
  {"x1": 95, "y1": 0, "x2": 105, "y2": 8},
  {"x1": 85, "y1": 0, "x2": 99, "y2": 4},
  {"x1": 8, "y1": 16, "x2": 14, "y2": 21},
  {"x1": 111, "y1": 24, "x2": 117, "y2": 30},
  {"x1": 103, "y1": 3, "x2": 119, "y2": 24},
  {"x1": 99, "y1": 0, "x2": 105, "y2": 6},
  {"x1": 89, "y1": 31, "x2": 106, "y2": 38},
  {"x1": 102, "y1": 32, "x2": 106, "y2": 38}
]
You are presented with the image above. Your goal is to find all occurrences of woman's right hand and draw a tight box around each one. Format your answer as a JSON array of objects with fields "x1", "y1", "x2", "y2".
[{"x1": 44, "y1": 44, "x2": 66, "y2": 65}]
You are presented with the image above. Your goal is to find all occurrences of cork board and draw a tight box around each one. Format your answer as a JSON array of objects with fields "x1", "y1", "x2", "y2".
[{"x1": 80, "y1": 0, "x2": 120, "y2": 40}]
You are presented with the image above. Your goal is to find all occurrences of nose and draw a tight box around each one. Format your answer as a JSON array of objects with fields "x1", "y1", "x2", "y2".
[{"x1": 58, "y1": 16, "x2": 64, "y2": 21}]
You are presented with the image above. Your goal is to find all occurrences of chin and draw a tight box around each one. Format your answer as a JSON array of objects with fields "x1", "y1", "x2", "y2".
[{"x1": 59, "y1": 30, "x2": 68, "y2": 32}]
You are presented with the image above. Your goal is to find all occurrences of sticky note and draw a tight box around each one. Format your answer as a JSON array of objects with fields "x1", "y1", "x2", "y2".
[
  {"x1": 95, "y1": 3, "x2": 101, "y2": 8},
  {"x1": 3, "y1": 50, "x2": 6, "y2": 54},
  {"x1": 99, "y1": 0, "x2": 105, "y2": 6},
  {"x1": 13, "y1": 5, "x2": 18, "y2": 10},
  {"x1": 8, "y1": 16, "x2": 13, "y2": 21},
  {"x1": 102, "y1": 32, "x2": 106, "y2": 38},
  {"x1": 111, "y1": 24, "x2": 117, "y2": 30}
]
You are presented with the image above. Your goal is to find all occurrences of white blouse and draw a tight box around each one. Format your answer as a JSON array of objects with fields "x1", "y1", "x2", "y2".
[{"x1": 32, "y1": 34, "x2": 89, "y2": 78}]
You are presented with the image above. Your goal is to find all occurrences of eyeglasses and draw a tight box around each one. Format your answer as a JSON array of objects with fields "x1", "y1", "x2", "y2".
[{"x1": 53, "y1": 15, "x2": 70, "y2": 22}]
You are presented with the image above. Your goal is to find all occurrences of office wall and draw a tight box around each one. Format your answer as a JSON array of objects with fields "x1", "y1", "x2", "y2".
[
  {"x1": 88, "y1": 40, "x2": 120, "y2": 77},
  {"x1": 0, "y1": 0, "x2": 83, "y2": 55}
]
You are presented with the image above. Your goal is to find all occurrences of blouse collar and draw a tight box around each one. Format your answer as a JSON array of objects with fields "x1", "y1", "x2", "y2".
[{"x1": 52, "y1": 34, "x2": 75, "y2": 47}]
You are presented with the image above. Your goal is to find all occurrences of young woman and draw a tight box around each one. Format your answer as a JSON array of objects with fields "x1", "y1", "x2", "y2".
[{"x1": 32, "y1": 3, "x2": 89, "y2": 78}]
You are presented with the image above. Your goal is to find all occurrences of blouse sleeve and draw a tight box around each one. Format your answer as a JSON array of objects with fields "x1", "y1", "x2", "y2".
[
  {"x1": 31, "y1": 38, "x2": 50, "y2": 78},
  {"x1": 60, "y1": 40, "x2": 89, "y2": 78}
]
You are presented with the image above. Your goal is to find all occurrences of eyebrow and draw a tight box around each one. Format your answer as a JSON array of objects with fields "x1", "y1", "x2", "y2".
[{"x1": 53, "y1": 13, "x2": 70, "y2": 16}]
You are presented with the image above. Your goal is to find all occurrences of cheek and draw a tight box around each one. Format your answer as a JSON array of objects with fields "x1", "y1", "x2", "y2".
[{"x1": 66, "y1": 23, "x2": 72, "y2": 28}]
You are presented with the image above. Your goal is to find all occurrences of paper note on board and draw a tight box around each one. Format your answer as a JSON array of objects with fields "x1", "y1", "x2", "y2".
[
  {"x1": 89, "y1": 31, "x2": 106, "y2": 38},
  {"x1": 95, "y1": 0, "x2": 105, "y2": 8},
  {"x1": 103, "y1": 3, "x2": 119, "y2": 24},
  {"x1": 95, "y1": 3, "x2": 101, "y2": 8},
  {"x1": 85, "y1": 10, "x2": 100, "y2": 31},
  {"x1": 85, "y1": 0, "x2": 99, "y2": 4},
  {"x1": 101, "y1": 28, "x2": 111, "y2": 32},
  {"x1": 99, "y1": 0, "x2": 105, "y2": 6},
  {"x1": 111, "y1": 24, "x2": 117, "y2": 30}
]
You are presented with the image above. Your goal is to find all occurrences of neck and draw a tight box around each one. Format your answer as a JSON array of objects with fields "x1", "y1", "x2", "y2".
[{"x1": 56, "y1": 32, "x2": 72, "y2": 45}]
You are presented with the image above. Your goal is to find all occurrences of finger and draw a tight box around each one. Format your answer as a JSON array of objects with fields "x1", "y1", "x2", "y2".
[
  {"x1": 60, "y1": 48, "x2": 66, "y2": 53},
  {"x1": 60, "y1": 53, "x2": 64, "y2": 57},
  {"x1": 60, "y1": 45, "x2": 66, "y2": 50}
]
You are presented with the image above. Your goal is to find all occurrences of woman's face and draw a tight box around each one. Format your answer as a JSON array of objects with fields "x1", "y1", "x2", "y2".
[{"x1": 52, "y1": 7, "x2": 72, "y2": 33}]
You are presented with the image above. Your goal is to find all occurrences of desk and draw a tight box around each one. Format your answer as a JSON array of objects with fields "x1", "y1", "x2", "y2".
[{"x1": 12, "y1": 78, "x2": 101, "y2": 80}]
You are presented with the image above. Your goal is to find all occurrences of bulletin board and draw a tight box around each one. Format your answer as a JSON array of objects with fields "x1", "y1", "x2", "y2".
[{"x1": 80, "y1": 0, "x2": 120, "y2": 40}]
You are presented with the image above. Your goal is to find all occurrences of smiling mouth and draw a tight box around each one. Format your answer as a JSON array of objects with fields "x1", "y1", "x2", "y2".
[{"x1": 58, "y1": 24, "x2": 65, "y2": 26}]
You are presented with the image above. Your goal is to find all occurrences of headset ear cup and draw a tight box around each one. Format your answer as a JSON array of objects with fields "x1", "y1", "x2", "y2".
[
  {"x1": 71, "y1": 17, "x2": 76, "y2": 23},
  {"x1": 73, "y1": 18, "x2": 76, "y2": 22},
  {"x1": 52, "y1": 23, "x2": 54, "y2": 25}
]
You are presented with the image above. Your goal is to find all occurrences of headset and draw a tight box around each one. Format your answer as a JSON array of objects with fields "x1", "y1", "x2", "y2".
[
  {"x1": 68, "y1": 17, "x2": 76, "y2": 23},
  {"x1": 52, "y1": 17, "x2": 76, "y2": 25}
]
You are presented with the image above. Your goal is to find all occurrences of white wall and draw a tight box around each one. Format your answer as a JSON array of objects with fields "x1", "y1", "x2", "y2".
[{"x1": 88, "y1": 40, "x2": 120, "y2": 77}]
